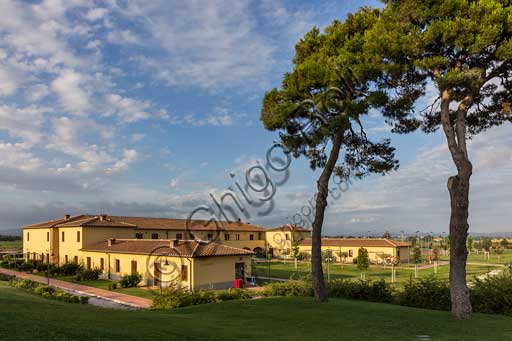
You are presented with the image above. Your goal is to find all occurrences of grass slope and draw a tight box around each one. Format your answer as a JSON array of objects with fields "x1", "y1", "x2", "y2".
[{"x1": 1, "y1": 282, "x2": 512, "y2": 340}]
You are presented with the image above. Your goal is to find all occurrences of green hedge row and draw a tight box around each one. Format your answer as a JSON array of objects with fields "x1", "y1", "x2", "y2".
[
  {"x1": 152, "y1": 287, "x2": 254, "y2": 309},
  {"x1": 9, "y1": 278, "x2": 89, "y2": 304}
]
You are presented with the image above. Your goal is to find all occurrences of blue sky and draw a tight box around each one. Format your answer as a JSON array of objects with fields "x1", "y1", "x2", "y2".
[{"x1": 0, "y1": 0, "x2": 511, "y2": 235}]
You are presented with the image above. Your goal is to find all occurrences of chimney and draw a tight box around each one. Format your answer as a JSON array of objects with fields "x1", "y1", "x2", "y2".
[
  {"x1": 64, "y1": 214, "x2": 70, "y2": 220},
  {"x1": 99, "y1": 214, "x2": 107, "y2": 221},
  {"x1": 107, "y1": 238, "x2": 116, "y2": 246}
]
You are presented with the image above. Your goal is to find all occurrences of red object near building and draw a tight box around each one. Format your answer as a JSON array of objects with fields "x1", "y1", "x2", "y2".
[{"x1": 234, "y1": 278, "x2": 244, "y2": 288}]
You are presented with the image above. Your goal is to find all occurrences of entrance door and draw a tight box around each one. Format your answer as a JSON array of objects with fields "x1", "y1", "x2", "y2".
[
  {"x1": 154, "y1": 262, "x2": 162, "y2": 287},
  {"x1": 235, "y1": 262, "x2": 245, "y2": 280}
]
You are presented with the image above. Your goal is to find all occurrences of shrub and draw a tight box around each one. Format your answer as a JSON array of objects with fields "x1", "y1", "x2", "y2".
[
  {"x1": 18, "y1": 261, "x2": 36, "y2": 272},
  {"x1": 12, "y1": 279, "x2": 39, "y2": 290},
  {"x1": 108, "y1": 283, "x2": 117, "y2": 290},
  {"x1": 75, "y1": 268, "x2": 101, "y2": 281},
  {"x1": 471, "y1": 273, "x2": 512, "y2": 315},
  {"x1": 60, "y1": 262, "x2": 82, "y2": 276},
  {"x1": 119, "y1": 273, "x2": 142, "y2": 288},
  {"x1": 152, "y1": 287, "x2": 216, "y2": 309},
  {"x1": 55, "y1": 291, "x2": 79, "y2": 303},
  {"x1": 262, "y1": 281, "x2": 313, "y2": 297},
  {"x1": 216, "y1": 288, "x2": 253, "y2": 301},
  {"x1": 33, "y1": 285, "x2": 56, "y2": 296},
  {"x1": 80, "y1": 296, "x2": 90, "y2": 304},
  {"x1": 0, "y1": 273, "x2": 14, "y2": 281},
  {"x1": 397, "y1": 276, "x2": 450, "y2": 311},
  {"x1": 327, "y1": 279, "x2": 393, "y2": 303}
]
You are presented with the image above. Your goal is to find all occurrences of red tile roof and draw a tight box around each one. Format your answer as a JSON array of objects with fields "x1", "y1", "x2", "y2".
[
  {"x1": 81, "y1": 239, "x2": 254, "y2": 257},
  {"x1": 268, "y1": 224, "x2": 311, "y2": 233},
  {"x1": 23, "y1": 214, "x2": 266, "y2": 232},
  {"x1": 299, "y1": 238, "x2": 410, "y2": 248}
]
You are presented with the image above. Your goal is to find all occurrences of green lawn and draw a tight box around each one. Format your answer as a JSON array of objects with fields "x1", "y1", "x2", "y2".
[
  {"x1": 48, "y1": 275, "x2": 156, "y2": 300},
  {"x1": 0, "y1": 240, "x2": 22, "y2": 250},
  {"x1": 253, "y1": 261, "x2": 501, "y2": 287},
  {"x1": 1, "y1": 281, "x2": 511, "y2": 340},
  {"x1": 440, "y1": 250, "x2": 512, "y2": 264}
]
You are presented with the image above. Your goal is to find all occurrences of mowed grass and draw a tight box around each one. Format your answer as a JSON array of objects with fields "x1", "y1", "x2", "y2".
[
  {"x1": 1, "y1": 282, "x2": 512, "y2": 341},
  {"x1": 253, "y1": 261, "x2": 501, "y2": 287},
  {"x1": 0, "y1": 240, "x2": 22, "y2": 250},
  {"x1": 440, "y1": 250, "x2": 512, "y2": 264},
  {"x1": 43, "y1": 275, "x2": 156, "y2": 300}
]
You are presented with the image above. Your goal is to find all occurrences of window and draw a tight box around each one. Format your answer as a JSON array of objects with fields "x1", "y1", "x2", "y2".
[
  {"x1": 131, "y1": 261, "x2": 137, "y2": 274},
  {"x1": 27, "y1": 232, "x2": 29, "y2": 241},
  {"x1": 176, "y1": 233, "x2": 183, "y2": 240},
  {"x1": 77, "y1": 231, "x2": 80, "y2": 243},
  {"x1": 65, "y1": 255, "x2": 68, "y2": 263},
  {"x1": 61, "y1": 231, "x2": 65, "y2": 242},
  {"x1": 115, "y1": 259, "x2": 120, "y2": 273},
  {"x1": 135, "y1": 233, "x2": 143, "y2": 239},
  {"x1": 74, "y1": 256, "x2": 78, "y2": 263},
  {"x1": 100, "y1": 258, "x2": 104, "y2": 271},
  {"x1": 348, "y1": 250, "x2": 353, "y2": 257},
  {"x1": 46, "y1": 232, "x2": 49, "y2": 242},
  {"x1": 207, "y1": 233, "x2": 213, "y2": 241},
  {"x1": 181, "y1": 265, "x2": 188, "y2": 281},
  {"x1": 258, "y1": 232, "x2": 262, "y2": 240},
  {"x1": 86, "y1": 257, "x2": 91, "y2": 269},
  {"x1": 151, "y1": 233, "x2": 158, "y2": 239},
  {"x1": 235, "y1": 234, "x2": 240, "y2": 241},
  {"x1": 250, "y1": 234, "x2": 254, "y2": 240},
  {"x1": 285, "y1": 234, "x2": 290, "y2": 240},
  {"x1": 224, "y1": 233, "x2": 230, "y2": 241}
]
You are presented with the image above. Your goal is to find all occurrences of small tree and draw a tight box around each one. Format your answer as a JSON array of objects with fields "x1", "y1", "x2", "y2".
[
  {"x1": 413, "y1": 247, "x2": 422, "y2": 265},
  {"x1": 501, "y1": 238, "x2": 509, "y2": 249},
  {"x1": 382, "y1": 231, "x2": 391, "y2": 239},
  {"x1": 467, "y1": 237, "x2": 474, "y2": 252},
  {"x1": 291, "y1": 241, "x2": 300, "y2": 269},
  {"x1": 432, "y1": 247, "x2": 440, "y2": 262},
  {"x1": 481, "y1": 238, "x2": 492, "y2": 252},
  {"x1": 357, "y1": 247, "x2": 369, "y2": 271},
  {"x1": 339, "y1": 252, "x2": 348, "y2": 264}
]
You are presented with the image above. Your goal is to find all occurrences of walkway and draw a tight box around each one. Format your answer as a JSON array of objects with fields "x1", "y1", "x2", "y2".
[{"x1": 0, "y1": 268, "x2": 152, "y2": 309}]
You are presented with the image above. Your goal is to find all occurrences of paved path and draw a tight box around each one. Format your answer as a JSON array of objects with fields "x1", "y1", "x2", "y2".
[{"x1": 0, "y1": 268, "x2": 152, "y2": 309}]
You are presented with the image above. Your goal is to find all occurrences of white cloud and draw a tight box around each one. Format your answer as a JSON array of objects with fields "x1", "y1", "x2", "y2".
[
  {"x1": 106, "y1": 29, "x2": 140, "y2": 45},
  {"x1": 0, "y1": 104, "x2": 49, "y2": 147},
  {"x1": 104, "y1": 94, "x2": 151, "y2": 123},
  {"x1": 85, "y1": 7, "x2": 108, "y2": 21},
  {"x1": 106, "y1": 149, "x2": 138, "y2": 174},
  {"x1": 27, "y1": 84, "x2": 51, "y2": 102},
  {"x1": 0, "y1": 64, "x2": 21, "y2": 96},
  {"x1": 0, "y1": 143, "x2": 41, "y2": 172},
  {"x1": 51, "y1": 69, "x2": 91, "y2": 114}
]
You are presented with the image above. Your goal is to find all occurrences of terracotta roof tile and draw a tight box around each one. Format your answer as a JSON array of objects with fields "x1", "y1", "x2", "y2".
[
  {"x1": 268, "y1": 224, "x2": 311, "y2": 233},
  {"x1": 23, "y1": 214, "x2": 266, "y2": 232},
  {"x1": 299, "y1": 238, "x2": 410, "y2": 248},
  {"x1": 81, "y1": 239, "x2": 254, "y2": 257}
]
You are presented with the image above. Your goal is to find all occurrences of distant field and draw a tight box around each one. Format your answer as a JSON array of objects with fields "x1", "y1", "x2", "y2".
[
  {"x1": 253, "y1": 261, "x2": 501, "y2": 287},
  {"x1": 0, "y1": 240, "x2": 22, "y2": 250},
  {"x1": 440, "y1": 250, "x2": 512, "y2": 264},
  {"x1": 1, "y1": 281, "x2": 512, "y2": 340}
]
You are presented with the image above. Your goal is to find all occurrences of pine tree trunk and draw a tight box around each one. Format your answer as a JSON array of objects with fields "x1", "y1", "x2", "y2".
[
  {"x1": 448, "y1": 164, "x2": 472, "y2": 319},
  {"x1": 311, "y1": 131, "x2": 344, "y2": 302}
]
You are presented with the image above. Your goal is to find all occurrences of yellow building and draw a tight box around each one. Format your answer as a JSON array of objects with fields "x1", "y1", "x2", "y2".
[
  {"x1": 298, "y1": 238, "x2": 411, "y2": 264},
  {"x1": 22, "y1": 214, "x2": 267, "y2": 264},
  {"x1": 22, "y1": 214, "x2": 258, "y2": 290},
  {"x1": 80, "y1": 239, "x2": 253, "y2": 290},
  {"x1": 265, "y1": 225, "x2": 311, "y2": 258}
]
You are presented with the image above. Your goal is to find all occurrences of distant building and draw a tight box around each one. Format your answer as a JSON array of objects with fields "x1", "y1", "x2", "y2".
[{"x1": 298, "y1": 238, "x2": 411, "y2": 264}]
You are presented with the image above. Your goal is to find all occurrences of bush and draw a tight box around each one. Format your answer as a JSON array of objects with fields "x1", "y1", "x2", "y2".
[
  {"x1": 152, "y1": 287, "x2": 216, "y2": 309},
  {"x1": 33, "y1": 285, "x2": 56, "y2": 296},
  {"x1": 119, "y1": 273, "x2": 142, "y2": 288},
  {"x1": 216, "y1": 288, "x2": 253, "y2": 301},
  {"x1": 12, "y1": 279, "x2": 39, "y2": 290},
  {"x1": 262, "y1": 281, "x2": 313, "y2": 297},
  {"x1": 55, "y1": 291, "x2": 79, "y2": 303},
  {"x1": 327, "y1": 279, "x2": 393, "y2": 303},
  {"x1": 108, "y1": 283, "x2": 117, "y2": 290},
  {"x1": 60, "y1": 262, "x2": 83, "y2": 276},
  {"x1": 75, "y1": 268, "x2": 101, "y2": 281},
  {"x1": 397, "y1": 276, "x2": 450, "y2": 311},
  {"x1": 18, "y1": 261, "x2": 36, "y2": 272},
  {"x1": 471, "y1": 273, "x2": 512, "y2": 315},
  {"x1": 0, "y1": 273, "x2": 14, "y2": 281},
  {"x1": 80, "y1": 296, "x2": 90, "y2": 304}
]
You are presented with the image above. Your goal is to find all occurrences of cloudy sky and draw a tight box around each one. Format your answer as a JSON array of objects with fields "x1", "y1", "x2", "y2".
[{"x1": 1, "y1": 0, "x2": 511, "y2": 235}]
